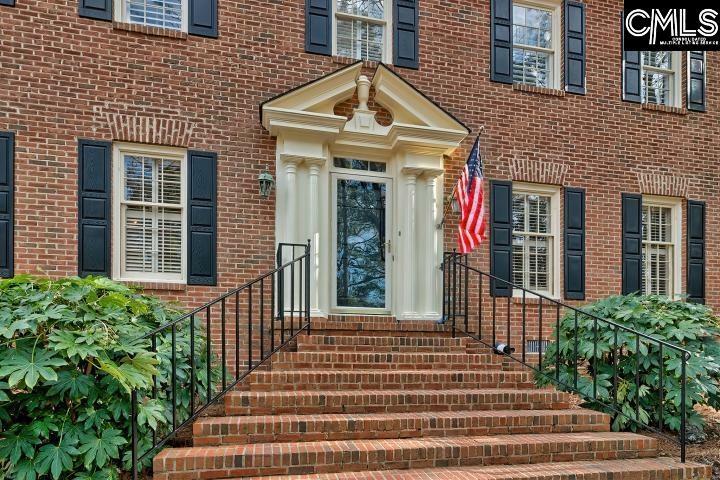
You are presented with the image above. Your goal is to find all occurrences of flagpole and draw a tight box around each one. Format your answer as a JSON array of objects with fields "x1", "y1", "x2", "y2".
[{"x1": 437, "y1": 127, "x2": 484, "y2": 229}]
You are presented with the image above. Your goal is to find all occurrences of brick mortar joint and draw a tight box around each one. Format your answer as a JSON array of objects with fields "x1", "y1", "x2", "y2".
[{"x1": 112, "y1": 21, "x2": 188, "y2": 40}]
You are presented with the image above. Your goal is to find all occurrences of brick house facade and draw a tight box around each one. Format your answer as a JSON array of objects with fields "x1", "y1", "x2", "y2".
[{"x1": 0, "y1": 0, "x2": 716, "y2": 329}]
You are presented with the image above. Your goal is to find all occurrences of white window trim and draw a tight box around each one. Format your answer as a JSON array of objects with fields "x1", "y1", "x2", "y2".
[
  {"x1": 640, "y1": 51, "x2": 683, "y2": 108},
  {"x1": 512, "y1": 0, "x2": 562, "y2": 90},
  {"x1": 642, "y1": 195, "x2": 682, "y2": 299},
  {"x1": 511, "y1": 183, "x2": 561, "y2": 299},
  {"x1": 113, "y1": 0, "x2": 189, "y2": 32},
  {"x1": 112, "y1": 142, "x2": 188, "y2": 284},
  {"x1": 331, "y1": 0, "x2": 393, "y2": 63}
]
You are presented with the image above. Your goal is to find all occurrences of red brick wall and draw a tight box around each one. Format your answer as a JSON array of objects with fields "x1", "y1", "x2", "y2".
[{"x1": 1, "y1": 0, "x2": 717, "y2": 314}]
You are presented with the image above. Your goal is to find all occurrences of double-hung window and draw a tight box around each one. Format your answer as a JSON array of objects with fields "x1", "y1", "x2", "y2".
[
  {"x1": 641, "y1": 198, "x2": 681, "y2": 296},
  {"x1": 641, "y1": 51, "x2": 679, "y2": 107},
  {"x1": 113, "y1": 144, "x2": 186, "y2": 283},
  {"x1": 511, "y1": 185, "x2": 560, "y2": 296},
  {"x1": 115, "y1": 0, "x2": 186, "y2": 31},
  {"x1": 512, "y1": 2, "x2": 560, "y2": 88},
  {"x1": 334, "y1": 0, "x2": 389, "y2": 62}
]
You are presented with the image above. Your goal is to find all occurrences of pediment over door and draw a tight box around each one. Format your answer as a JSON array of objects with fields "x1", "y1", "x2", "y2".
[{"x1": 261, "y1": 62, "x2": 469, "y2": 157}]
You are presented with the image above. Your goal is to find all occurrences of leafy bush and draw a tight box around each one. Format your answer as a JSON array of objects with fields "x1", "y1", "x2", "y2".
[
  {"x1": 0, "y1": 276, "x2": 211, "y2": 480},
  {"x1": 538, "y1": 295, "x2": 720, "y2": 433}
]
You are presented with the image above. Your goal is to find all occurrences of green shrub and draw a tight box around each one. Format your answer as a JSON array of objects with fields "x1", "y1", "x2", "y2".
[
  {"x1": 0, "y1": 276, "x2": 212, "y2": 480},
  {"x1": 538, "y1": 295, "x2": 720, "y2": 433}
]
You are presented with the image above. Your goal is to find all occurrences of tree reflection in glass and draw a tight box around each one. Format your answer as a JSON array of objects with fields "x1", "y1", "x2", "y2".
[{"x1": 336, "y1": 179, "x2": 386, "y2": 308}]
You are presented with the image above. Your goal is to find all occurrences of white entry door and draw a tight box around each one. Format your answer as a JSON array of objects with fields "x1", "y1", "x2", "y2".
[{"x1": 331, "y1": 173, "x2": 393, "y2": 313}]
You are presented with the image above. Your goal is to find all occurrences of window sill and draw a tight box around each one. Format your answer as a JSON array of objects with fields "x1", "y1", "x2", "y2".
[
  {"x1": 121, "y1": 280, "x2": 187, "y2": 291},
  {"x1": 113, "y1": 21, "x2": 188, "y2": 40},
  {"x1": 332, "y1": 55, "x2": 383, "y2": 69},
  {"x1": 512, "y1": 295, "x2": 559, "y2": 305},
  {"x1": 641, "y1": 103, "x2": 687, "y2": 115},
  {"x1": 513, "y1": 83, "x2": 566, "y2": 97}
]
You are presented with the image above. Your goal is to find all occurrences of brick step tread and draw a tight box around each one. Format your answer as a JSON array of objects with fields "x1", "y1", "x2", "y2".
[
  {"x1": 243, "y1": 458, "x2": 712, "y2": 480},
  {"x1": 272, "y1": 352, "x2": 501, "y2": 369},
  {"x1": 193, "y1": 408, "x2": 611, "y2": 445},
  {"x1": 225, "y1": 388, "x2": 574, "y2": 415},
  {"x1": 296, "y1": 344, "x2": 469, "y2": 353},
  {"x1": 153, "y1": 432, "x2": 657, "y2": 477},
  {"x1": 296, "y1": 336, "x2": 468, "y2": 350},
  {"x1": 309, "y1": 319, "x2": 451, "y2": 333},
  {"x1": 240, "y1": 369, "x2": 532, "y2": 391}
]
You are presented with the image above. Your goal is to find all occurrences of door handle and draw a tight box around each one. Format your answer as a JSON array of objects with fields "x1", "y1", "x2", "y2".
[{"x1": 385, "y1": 239, "x2": 392, "y2": 254}]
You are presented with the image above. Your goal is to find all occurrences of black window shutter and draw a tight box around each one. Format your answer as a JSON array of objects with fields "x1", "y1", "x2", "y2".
[
  {"x1": 188, "y1": 151, "x2": 217, "y2": 286},
  {"x1": 393, "y1": 0, "x2": 419, "y2": 69},
  {"x1": 688, "y1": 52, "x2": 707, "y2": 112},
  {"x1": 0, "y1": 132, "x2": 14, "y2": 278},
  {"x1": 687, "y1": 200, "x2": 706, "y2": 304},
  {"x1": 621, "y1": 193, "x2": 642, "y2": 294},
  {"x1": 564, "y1": 1, "x2": 586, "y2": 95},
  {"x1": 621, "y1": 13, "x2": 642, "y2": 103},
  {"x1": 305, "y1": 0, "x2": 332, "y2": 56},
  {"x1": 189, "y1": 0, "x2": 218, "y2": 38},
  {"x1": 0, "y1": 0, "x2": 16, "y2": 7},
  {"x1": 78, "y1": 140, "x2": 112, "y2": 278},
  {"x1": 490, "y1": 180, "x2": 513, "y2": 296},
  {"x1": 564, "y1": 188, "x2": 585, "y2": 300},
  {"x1": 78, "y1": 0, "x2": 112, "y2": 21},
  {"x1": 490, "y1": 0, "x2": 513, "y2": 84}
]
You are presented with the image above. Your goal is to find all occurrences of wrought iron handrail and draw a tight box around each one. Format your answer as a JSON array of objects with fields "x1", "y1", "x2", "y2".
[
  {"x1": 130, "y1": 241, "x2": 311, "y2": 479},
  {"x1": 441, "y1": 251, "x2": 691, "y2": 462}
]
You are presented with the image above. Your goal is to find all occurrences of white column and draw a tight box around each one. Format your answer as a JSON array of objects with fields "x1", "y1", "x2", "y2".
[
  {"x1": 282, "y1": 158, "x2": 300, "y2": 245},
  {"x1": 401, "y1": 168, "x2": 420, "y2": 318},
  {"x1": 423, "y1": 173, "x2": 440, "y2": 317},
  {"x1": 306, "y1": 159, "x2": 324, "y2": 315}
]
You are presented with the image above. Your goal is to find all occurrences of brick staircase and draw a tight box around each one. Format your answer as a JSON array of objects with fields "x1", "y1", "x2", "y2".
[{"x1": 152, "y1": 319, "x2": 711, "y2": 479}]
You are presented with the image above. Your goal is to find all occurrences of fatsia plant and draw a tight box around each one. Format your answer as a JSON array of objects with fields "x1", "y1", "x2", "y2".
[
  {"x1": 0, "y1": 276, "x2": 213, "y2": 479},
  {"x1": 537, "y1": 295, "x2": 720, "y2": 433}
]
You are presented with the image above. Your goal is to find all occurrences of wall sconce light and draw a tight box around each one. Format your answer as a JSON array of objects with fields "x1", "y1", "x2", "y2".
[
  {"x1": 258, "y1": 170, "x2": 275, "y2": 198},
  {"x1": 451, "y1": 195, "x2": 460, "y2": 214}
]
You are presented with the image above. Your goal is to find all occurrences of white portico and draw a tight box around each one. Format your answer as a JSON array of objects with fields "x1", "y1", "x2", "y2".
[{"x1": 261, "y1": 63, "x2": 468, "y2": 320}]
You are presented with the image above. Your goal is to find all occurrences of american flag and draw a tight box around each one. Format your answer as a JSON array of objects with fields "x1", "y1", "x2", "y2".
[{"x1": 455, "y1": 137, "x2": 487, "y2": 254}]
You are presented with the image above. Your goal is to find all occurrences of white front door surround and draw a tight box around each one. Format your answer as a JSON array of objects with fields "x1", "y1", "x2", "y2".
[{"x1": 261, "y1": 63, "x2": 469, "y2": 320}]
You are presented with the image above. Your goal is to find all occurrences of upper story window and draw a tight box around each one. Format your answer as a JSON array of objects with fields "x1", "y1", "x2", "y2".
[
  {"x1": 641, "y1": 198, "x2": 681, "y2": 297},
  {"x1": 113, "y1": 144, "x2": 186, "y2": 283},
  {"x1": 512, "y1": 2, "x2": 560, "y2": 89},
  {"x1": 116, "y1": 0, "x2": 187, "y2": 31},
  {"x1": 511, "y1": 184, "x2": 560, "y2": 296},
  {"x1": 641, "y1": 51, "x2": 679, "y2": 107},
  {"x1": 334, "y1": 0, "x2": 390, "y2": 62}
]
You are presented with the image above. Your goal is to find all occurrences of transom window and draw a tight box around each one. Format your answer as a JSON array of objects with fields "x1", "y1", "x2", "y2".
[
  {"x1": 335, "y1": 0, "x2": 388, "y2": 62},
  {"x1": 117, "y1": 0, "x2": 185, "y2": 30},
  {"x1": 641, "y1": 204, "x2": 675, "y2": 296},
  {"x1": 641, "y1": 51, "x2": 676, "y2": 107},
  {"x1": 334, "y1": 157, "x2": 387, "y2": 173},
  {"x1": 113, "y1": 144, "x2": 186, "y2": 283},
  {"x1": 512, "y1": 190, "x2": 556, "y2": 295},
  {"x1": 512, "y1": 3, "x2": 557, "y2": 88}
]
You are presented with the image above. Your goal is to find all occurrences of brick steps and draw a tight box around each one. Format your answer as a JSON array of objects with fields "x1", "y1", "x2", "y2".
[
  {"x1": 238, "y1": 370, "x2": 533, "y2": 391},
  {"x1": 270, "y1": 352, "x2": 501, "y2": 370},
  {"x1": 152, "y1": 432, "x2": 657, "y2": 479},
  {"x1": 153, "y1": 322, "x2": 700, "y2": 479},
  {"x1": 225, "y1": 389, "x2": 573, "y2": 416},
  {"x1": 295, "y1": 335, "x2": 469, "y2": 353},
  {"x1": 193, "y1": 409, "x2": 611, "y2": 446},
  {"x1": 244, "y1": 458, "x2": 712, "y2": 479}
]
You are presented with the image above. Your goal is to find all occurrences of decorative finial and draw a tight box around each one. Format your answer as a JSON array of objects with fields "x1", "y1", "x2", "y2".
[{"x1": 357, "y1": 75, "x2": 371, "y2": 111}]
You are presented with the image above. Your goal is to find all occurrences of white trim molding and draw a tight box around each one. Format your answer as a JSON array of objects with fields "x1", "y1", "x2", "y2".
[{"x1": 641, "y1": 195, "x2": 683, "y2": 299}]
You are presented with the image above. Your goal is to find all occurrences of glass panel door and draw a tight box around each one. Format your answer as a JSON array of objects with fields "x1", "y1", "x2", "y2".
[{"x1": 332, "y1": 174, "x2": 391, "y2": 311}]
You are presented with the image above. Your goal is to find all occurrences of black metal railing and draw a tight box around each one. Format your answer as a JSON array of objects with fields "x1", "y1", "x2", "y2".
[
  {"x1": 441, "y1": 251, "x2": 691, "y2": 462},
  {"x1": 130, "y1": 241, "x2": 311, "y2": 478}
]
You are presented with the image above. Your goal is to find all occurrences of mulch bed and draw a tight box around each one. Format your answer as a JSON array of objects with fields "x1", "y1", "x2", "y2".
[{"x1": 645, "y1": 406, "x2": 720, "y2": 480}]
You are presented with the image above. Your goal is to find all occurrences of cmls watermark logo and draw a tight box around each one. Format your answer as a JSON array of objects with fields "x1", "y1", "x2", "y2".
[{"x1": 624, "y1": 1, "x2": 720, "y2": 50}]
